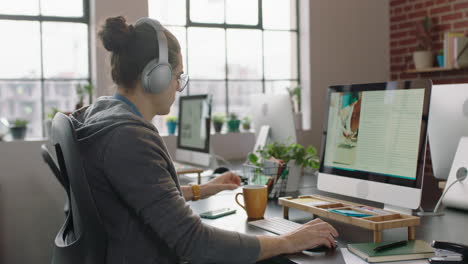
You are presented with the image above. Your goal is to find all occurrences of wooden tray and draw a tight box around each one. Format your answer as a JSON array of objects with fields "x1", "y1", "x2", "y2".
[{"x1": 278, "y1": 195, "x2": 420, "y2": 243}]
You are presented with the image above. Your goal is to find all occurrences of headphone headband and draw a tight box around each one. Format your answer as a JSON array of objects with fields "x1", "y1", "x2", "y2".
[
  {"x1": 134, "y1": 17, "x2": 172, "y2": 94},
  {"x1": 135, "y1": 17, "x2": 168, "y2": 64}
]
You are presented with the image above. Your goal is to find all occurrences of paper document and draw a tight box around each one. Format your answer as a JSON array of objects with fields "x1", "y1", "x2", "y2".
[{"x1": 340, "y1": 248, "x2": 429, "y2": 264}]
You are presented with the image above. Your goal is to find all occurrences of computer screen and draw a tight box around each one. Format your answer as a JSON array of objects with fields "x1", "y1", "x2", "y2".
[
  {"x1": 428, "y1": 84, "x2": 468, "y2": 180},
  {"x1": 318, "y1": 80, "x2": 432, "y2": 211},
  {"x1": 251, "y1": 94, "x2": 297, "y2": 144},
  {"x1": 176, "y1": 95, "x2": 212, "y2": 167},
  {"x1": 251, "y1": 93, "x2": 299, "y2": 192}
]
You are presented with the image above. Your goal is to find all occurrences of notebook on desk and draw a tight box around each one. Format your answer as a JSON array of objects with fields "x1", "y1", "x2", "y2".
[{"x1": 348, "y1": 240, "x2": 435, "y2": 263}]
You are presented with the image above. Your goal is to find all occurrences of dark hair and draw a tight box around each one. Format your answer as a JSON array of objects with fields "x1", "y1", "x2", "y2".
[{"x1": 98, "y1": 16, "x2": 181, "y2": 89}]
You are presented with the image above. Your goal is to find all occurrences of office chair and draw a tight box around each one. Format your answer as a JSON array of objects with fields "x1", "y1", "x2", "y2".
[
  {"x1": 40, "y1": 143, "x2": 70, "y2": 215},
  {"x1": 50, "y1": 113, "x2": 107, "y2": 264}
]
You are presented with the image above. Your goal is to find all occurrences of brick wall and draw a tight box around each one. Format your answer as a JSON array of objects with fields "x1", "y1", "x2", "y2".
[{"x1": 390, "y1": 0, "x2": 468, "y2": 84}]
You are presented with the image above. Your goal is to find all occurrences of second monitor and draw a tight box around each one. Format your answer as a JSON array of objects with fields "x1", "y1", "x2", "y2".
[{"x1": 175, "y1": 94, "x2": 213, "y2": 167}]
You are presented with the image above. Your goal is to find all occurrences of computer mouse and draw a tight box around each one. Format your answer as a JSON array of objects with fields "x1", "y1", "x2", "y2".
[
  {"x1": 302, "y1": 243, "x2": 337, "y2": 256},
  {"x1": 213, "y1": 167, "x2": 230, "y2": 174}
]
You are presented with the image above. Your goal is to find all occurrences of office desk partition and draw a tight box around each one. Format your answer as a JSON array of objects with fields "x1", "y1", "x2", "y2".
[{"x1": 188, "y1": 175, "x2": 468, "y2": 263}]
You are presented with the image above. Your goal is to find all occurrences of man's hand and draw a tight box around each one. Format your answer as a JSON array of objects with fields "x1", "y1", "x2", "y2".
[
  {"x1": 257, "y1": 218, "x2": 339, "y2": 261},
  {"x1": 200, "y1": 171, "x2": 241, "y2": 198}
]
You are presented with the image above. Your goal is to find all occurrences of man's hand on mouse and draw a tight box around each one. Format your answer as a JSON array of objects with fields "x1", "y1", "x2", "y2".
[
  {"x1": 200, "y1": 171, "x2": 241, "y2": 198},
  {"x1": 280, "y1": 218, "x2": 339, "y2": 254}
]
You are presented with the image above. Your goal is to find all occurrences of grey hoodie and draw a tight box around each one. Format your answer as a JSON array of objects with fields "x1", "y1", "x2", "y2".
[{"x1": 70, "y1": 96, "x2": 260, "y2": 264}]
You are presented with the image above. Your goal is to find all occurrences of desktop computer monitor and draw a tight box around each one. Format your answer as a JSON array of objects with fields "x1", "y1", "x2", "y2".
[
  {"x1": 318, "y1": 80, "x2": 432, "y2": 212},
  {"x1": 175, "y1": 94, "x2": 212, "y2": 167},
  {"x1": 251, "y1": 94, "x2": 297, "y2": 144},
  {"x1": 251, "y1": 93, "x2": 298, "y2": 192},
  {"x1": 428, "y1": 83, "x2": 468, "y2": 180}
]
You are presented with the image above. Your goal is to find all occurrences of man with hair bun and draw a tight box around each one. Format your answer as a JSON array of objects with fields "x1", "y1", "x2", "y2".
[{"x1": 70, "y1": 15, "x2": 338, "y2": 264}]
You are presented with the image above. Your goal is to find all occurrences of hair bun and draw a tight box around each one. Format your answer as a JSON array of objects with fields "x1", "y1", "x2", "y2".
[{"x1": 99, "y1": 16, "x2": 134, "y2": 53}]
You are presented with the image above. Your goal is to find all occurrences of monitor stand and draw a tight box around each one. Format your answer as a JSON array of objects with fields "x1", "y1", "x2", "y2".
[
  {"x1": 417, "y1": 141, "x2": 445, "y2": 216},
  {"x1": 175, "y1": 146, "x2": 218, "y2": 169},
  {"x1": 383, "y1": 204, "x2": 413, "y2": 216}
]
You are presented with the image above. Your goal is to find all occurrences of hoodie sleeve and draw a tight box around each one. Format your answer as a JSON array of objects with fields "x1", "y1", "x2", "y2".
[{"x1": 102, "y1": 125, "x2": 260, "y2": 264}]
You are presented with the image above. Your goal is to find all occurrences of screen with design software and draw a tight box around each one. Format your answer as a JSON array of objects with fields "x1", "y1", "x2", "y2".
[{"x1": 321, "y1": 86, "x2": 427, "y2": 187}]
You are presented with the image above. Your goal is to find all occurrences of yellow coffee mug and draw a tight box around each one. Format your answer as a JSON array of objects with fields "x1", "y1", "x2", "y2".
[{"x1": 235, "y1": 185, "x2": 268, "y2": 220}]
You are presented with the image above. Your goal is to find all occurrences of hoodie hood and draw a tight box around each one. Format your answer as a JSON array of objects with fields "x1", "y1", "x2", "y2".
[{"x1": 70, "y1": 96, "x2": 157, "y2": 143}]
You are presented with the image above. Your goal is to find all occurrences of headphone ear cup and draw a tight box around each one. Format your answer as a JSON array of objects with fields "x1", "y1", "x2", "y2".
[{"x1": 142, "y1": 59, "x2": 172, "y2": 93}]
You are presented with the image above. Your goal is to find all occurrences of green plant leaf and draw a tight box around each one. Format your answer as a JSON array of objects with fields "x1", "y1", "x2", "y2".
[{"x1": 248, "y1": 152, "x2": 260, "y2": 166}]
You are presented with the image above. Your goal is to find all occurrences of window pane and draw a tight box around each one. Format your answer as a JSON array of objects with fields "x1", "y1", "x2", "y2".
[
  {"x1": 42, "y1": 22, "x2": 89, "y2": 79},
  {"x1": 263, "y1": 0, "x2": 297, "y2": 30},
  {"x1": 189, "y1": 81, "x2": 226, "y2": 114},
  {"x1": 44, "y1": 81, "x2": 88, "y2": 115},
  {"x1": 166, "y1": 26, "x2": 187, "y2": 73},
  {"x1": 40, "y1": 0, "x2": 83, "y2": 17},
  {"x1": 0, "y1": 0, "x2": 39, "y2": 16},
  {"x1": 0, "y1": 20, "x2": 41, "y2": 79},
  {"x1": 227, "y1": 29, "x2": 262, "y2": 80},
  {"x1": 188, "y1": 28, "x2": 225, "y2": 79},
  {"x1": 0, "y1": 81, "x2": 42, "y2": 139},
  {"x1": 264, "y1": 31, "x2": 298, "y2": 80},
  {"x1": 265, "y1": 80, "x2": 298, "y2": 94},
  {"x1": 228, "y1": 81, "x2": 262, "y2": 119},
  {"x1": 149, "y1": 0, "x2": 186, "y2": 26},
  {"x1": 190, "y1": 0, "x2": 224, "y2": 24},
  {"x1": 226, "y1": 0, "x2": 258, "y2": 25}
]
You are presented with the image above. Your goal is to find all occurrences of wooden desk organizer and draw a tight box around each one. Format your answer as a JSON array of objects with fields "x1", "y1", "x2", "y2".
[{"x1": 278, "y1": 195, "x2": 420, "y2": 243}]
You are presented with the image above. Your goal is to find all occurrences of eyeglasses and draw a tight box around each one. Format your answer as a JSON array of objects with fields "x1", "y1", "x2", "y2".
[{"x1": 176, "y1": 73, "x2": 189, "y2": 92}]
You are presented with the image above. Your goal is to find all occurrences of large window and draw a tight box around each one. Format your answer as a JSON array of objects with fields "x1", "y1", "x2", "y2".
[
  {"x1": 149, "y1": 0, "x2": 299, "y2": 132},
  {"x1": 0, "y1": 0, "x2": 90, "y2": 138}
]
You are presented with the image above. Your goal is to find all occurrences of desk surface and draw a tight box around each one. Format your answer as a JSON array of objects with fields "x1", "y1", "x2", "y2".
[{"x1": 189, "y1": 174, "x2": 468, "y2": 264}]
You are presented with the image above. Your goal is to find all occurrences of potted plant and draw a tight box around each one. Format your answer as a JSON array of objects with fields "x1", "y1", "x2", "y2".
[
  {"x1": 227, "y1": 113, "x2": 241, "y2": 133},
  {"x1": 44, "y1": 107, "x2": 60, "y2": 138},
  {"x1": 212, "y1": 113, "x2": 225, "y2": 133},
  {"x1": 248, "y1": 141, "x2": 320, "y2": 194},
  {"x1": 248, "y1": 141, "x2": 320, "y2": 170},
  {"x1": 166, "y1": 115, "x2": 178, "y2": 135},
  {"x1": 413, "y1": 15, "x2": 433, "y2": 69},
  {"x1": 287, "y1": 85, "x2": 302, "y2": 130},
  {"x1": 9, "y1": 119, "x2": 29, "y2": 140},
  {"x1": 75, "y1": 83, "x2": 94, "y2": 110},
  {"x1": 436, "y1": 50, "x2": 444, "y2": 68},
  {"x1": 287, "y1": 86, "x2": 301, "y2": 113},
  {"x1": 242, "y1": 116, "x2": 252, "y2": 131}
]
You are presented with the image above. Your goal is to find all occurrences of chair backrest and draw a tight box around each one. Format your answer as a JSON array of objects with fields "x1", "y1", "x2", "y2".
[
  {"x1": 41, "y1": 143, "x2": 69, "y2": 192},
  {"x1": 41, "y1": 143, "x2": 70, "y2": 215},
  {"x1": 50, "y1": 113, "x2": 107, "y2": 264}
]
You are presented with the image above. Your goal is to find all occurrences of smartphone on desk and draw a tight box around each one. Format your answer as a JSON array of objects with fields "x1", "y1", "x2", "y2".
[{"x1": 200, "y1": 208, "x2": 236, "y2": 219}]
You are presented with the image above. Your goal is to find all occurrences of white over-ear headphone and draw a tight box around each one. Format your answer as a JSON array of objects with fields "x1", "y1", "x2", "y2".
[{"x1": 135, "y1": 17, "x2": 172, "y2": 94}]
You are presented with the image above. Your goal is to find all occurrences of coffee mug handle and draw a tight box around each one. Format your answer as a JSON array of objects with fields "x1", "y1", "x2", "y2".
[{"x1": 235, "y1": 193, "x2": 246, "y2": 211}]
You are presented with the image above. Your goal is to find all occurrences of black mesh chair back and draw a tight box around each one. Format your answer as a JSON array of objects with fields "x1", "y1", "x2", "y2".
[
  {"x1": 41, "y1": 143, "x2": 70, "y2": 215},
  {"x1": 50, "y1": 113, "x2": 107, "y2": 264}
]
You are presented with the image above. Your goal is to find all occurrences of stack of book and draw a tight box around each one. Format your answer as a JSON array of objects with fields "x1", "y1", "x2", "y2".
[
  {"x1": 443, "y1": 32, "x2": 468, "y2": 69},
  {"x1": 348, "y1": 240, "x2": 435, "y2": 263}
]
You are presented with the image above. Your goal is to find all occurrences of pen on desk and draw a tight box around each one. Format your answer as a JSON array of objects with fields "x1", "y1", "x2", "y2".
[{"x1": 373, "y1": 240, "x2": 408, "y2": 252}]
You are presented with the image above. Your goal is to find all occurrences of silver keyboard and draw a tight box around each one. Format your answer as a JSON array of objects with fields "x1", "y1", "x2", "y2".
[{"x1": 248, "y1": 217, "x2": 302, "y2": 235}]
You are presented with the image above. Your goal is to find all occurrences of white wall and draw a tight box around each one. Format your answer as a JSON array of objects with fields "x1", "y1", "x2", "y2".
[
  {"x1": 308, "y1": 0, "x2": 390, "y2": 149},
  {"x1": 92, "y1": 0, "x2": 149, "y2": 97},
  {"x1": 0, "y1": 140, "x2": 66, "y2": 264}
]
